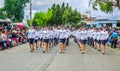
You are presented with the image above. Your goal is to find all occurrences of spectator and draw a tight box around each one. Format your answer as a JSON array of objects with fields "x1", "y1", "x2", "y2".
[
  {"x1": 1, "y1": 30, "x2": 8, "y2": 49},
  {"x1": 110, "y1": 28, "x2": 119, "y2": 48}
]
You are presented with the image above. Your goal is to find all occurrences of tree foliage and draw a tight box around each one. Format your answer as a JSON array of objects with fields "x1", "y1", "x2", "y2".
[
  {"x1": 72, "y1": 22, "x2": 86, "y2": 29},
  {"x1": 0, "y1": 0, "x2": 29, "y2": 22},
  {"x1": 33, "y1": 3, "x2": 81, "y2": 27},
  {"x1": 33, "y1": 10, "x2": 53, "y2": 27},
  {"x1": 92, "y1": 0, "x2": 120, "y2": 13}
]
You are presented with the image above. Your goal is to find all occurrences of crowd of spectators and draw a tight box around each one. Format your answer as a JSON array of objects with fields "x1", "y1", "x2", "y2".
[
  {"x1": 0, "y1": 24, "x2": 120, "y2": 50},
  {"x1": 0, "y1": 24, "x2": 27, "y2": 50}
]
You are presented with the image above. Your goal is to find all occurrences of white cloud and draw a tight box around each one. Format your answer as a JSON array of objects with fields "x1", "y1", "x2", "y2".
[
  {"x1": 0, "y1": 0, "x2": 119, "y2": 20},
  {"x1": 0, "y1": 0, "x2": 4, "y2": 8}
]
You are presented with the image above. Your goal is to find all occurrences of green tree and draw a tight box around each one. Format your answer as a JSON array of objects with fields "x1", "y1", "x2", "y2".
[
  {"x1": 91, "y1": 0, "x2": 120, "y2": 13},
  {"x1": 33, "y1": 10, "x2": 52, "y2": 27},
  {"x1": 48, "y1": 3, "x2": 81, "y2": 26},
  {"x1": 0, "y1": 0, "x2": 29, "y2": 22},
  {"x1": 33, "y1": 3, "x2": 81, "y2": 27}
]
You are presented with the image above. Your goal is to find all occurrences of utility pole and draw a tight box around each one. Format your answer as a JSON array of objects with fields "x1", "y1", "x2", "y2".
[
  {"x1": 86, "y1": 11, "x2": 91, "y2": 27},
  {"x1": 29, "y1": 0, "x2": 32, "y2": 26}
]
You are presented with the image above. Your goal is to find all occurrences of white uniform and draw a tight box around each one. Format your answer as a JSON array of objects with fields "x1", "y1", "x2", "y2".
[
  {"x1": 76, "y1": 30, "x2": 81, "y2": 40},
  {"x1": 54, "y1": 29, "x2": 60, "y2": 39},
  {"x1": 39, "y1": 30, "x2": 43, "y2": 39},
  {"x1": 93, "y1": 31, "x2": 98, "y2": 40},
  {"x1": 28, "y1": 29, "x2": 35, "y2": 39},
  {"x1": 59, "y1": 29, "x2": 66, "y2": 39},
  {"x1": 96, "y1": 31, "x2": 101, "y2": 41},
  {"x1": 100, "y1": 31, "x2": 109, "y2": 40},
  {"x1": 89, "y1": 29, "x2": 94, "y2": 38},
  {"x1": 49, "y1": 30, "x2": 54, "y2": 42},
  {"x1": 66, "y1": 29, "x2": 71, "y2": 38},
  {"x1": 35, "y1": 30, "x2": 39, "y2": 40},
  {"x1": 43, "y1": 30, "x2": 50, "y2": 39},
  {"x1": 80, "y1": 30, "x2": 88, "y2": 40}
]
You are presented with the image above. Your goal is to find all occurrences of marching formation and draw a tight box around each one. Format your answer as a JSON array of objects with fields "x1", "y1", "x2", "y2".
[
  {"x1": 27, "y1": 26, "x2": 71, "y2": 53},
  {"x1": 28, "y1": 26, "x2": 109, "y2": 54},
  {"x1": 73, "y1": 27, "x2": 109, "y2": 54}
]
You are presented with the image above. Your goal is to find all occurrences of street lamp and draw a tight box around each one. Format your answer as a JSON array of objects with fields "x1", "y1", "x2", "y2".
[{"x1": 29, "y1": 0, "x2": 32, "y2": 26}]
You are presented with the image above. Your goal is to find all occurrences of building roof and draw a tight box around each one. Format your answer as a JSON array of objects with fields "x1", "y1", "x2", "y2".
[{"x1": 0, "y1": 19, "x2": 12, "y2": 23}]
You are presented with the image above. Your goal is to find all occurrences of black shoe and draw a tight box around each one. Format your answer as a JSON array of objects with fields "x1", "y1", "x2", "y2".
[
  {"x1": 102, "y1": 53, "x2": 105, "y2": 54},
  {"x1": 60, "y1": 52, "x2": 62, "y2": 53},
  {"x1": 80, "y1": 49, "x2": 82, "y2": 51},
  {"x1": 30, "y1": 50, "x2": 33, "y2": 52},
  {"x1": 81, "y1": 52, "x2": 85, "y2": 54},
  {"x1": 98, "y1": 49, "x2": 100, "y2": 51},
  {"x1": 43, "y1": 51, "x2": 45, "y2": 53}
]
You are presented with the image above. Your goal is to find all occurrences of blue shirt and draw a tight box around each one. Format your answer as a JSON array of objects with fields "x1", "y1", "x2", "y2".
[{"x1": 112, "y1": 32, "x2": 119, "y2": 38}]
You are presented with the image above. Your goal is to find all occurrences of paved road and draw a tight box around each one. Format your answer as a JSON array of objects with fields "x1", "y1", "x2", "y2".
[{"x1": 0, "y1": 39, "x2": 120, "y2": 71}]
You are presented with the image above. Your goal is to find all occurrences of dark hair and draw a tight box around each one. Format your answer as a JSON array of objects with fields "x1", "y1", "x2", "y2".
[{"x1": 2, "y1": 30, "x2": 5, "y2": 33}]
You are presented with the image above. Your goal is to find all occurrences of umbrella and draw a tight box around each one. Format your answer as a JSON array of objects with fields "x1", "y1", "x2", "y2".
[
  {"x1": 16, "y1": 23, "x2": 25, "y2": 29},
  {"x1": 12, "y1": 23, "x2": 25, "y2": 29}
]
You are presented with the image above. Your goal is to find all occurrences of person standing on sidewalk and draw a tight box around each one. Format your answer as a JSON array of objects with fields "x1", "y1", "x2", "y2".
[
  {"x1": 110, "y1": 29, "x2": 119, "y2": 48},
  {"x1": 28, "y1": 26, "x2": 35, "y2": 52}
]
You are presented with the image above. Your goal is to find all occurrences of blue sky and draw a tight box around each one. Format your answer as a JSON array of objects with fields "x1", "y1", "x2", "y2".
[{"x1": 0, "y1": 0, "x2": 120, "y2": 20}]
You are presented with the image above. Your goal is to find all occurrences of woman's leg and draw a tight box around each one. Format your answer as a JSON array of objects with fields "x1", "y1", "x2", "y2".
[
  {"x1": 101, "y1": 44, "x2": 105, "y2": 54},
  {"x1": 59, "y1": 43, "x2": 63, "y2": 53}
]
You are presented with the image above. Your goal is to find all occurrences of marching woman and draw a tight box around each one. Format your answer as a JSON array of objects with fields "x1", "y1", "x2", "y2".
[
  {"x1": 48, "y1": 27, "x2": 54, "y2": 49},
  {"x1": 93, "y1": 28, "x2": 98, "y2": 49},
  {"x1": 42, "y1": 27, "x2": 50, "y2": 53},
  {"x1": 34, "y1": 27, "x2": 39, "y2": 50},
  {"x1": 28, "y1": 26, "x2": 35, "y2": 52},
  {"x1": 100, "y1": 27, "x2": 109, "y2": 54},
  {"x1": 59, "y1": 26, "x2": 67, "y2": 53},
  {"x1": 39, "y1": 28, "x2": 43, "y2": 48},
  {"x1": 96, "y1": 28, "x2": 102, "y2": 51},
  {"x1": 53, "y1": 27, "x2": 59, "y2": 46},
  {"x1": 80, "y1": 27, "x2": 87, "y2": 54},
  {"x1": 76, "y1": 28, "x2": 82, "y2": 50},
  {"x1": 66, "y1": 28, "x2": 71, "y2": 46}
]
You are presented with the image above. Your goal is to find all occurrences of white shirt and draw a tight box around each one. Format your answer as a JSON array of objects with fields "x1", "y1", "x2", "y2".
[
  {"x1": 80, "y1": 30, "x2": 88, "y2": 40},
  {"x1": 43, "y1": 30, "x2": 50, "y2": 39},
  {"x1": 89, "y1": 29, "x2": 94, "y2": 38},
  {"x1": 76, "y1": 30, "x2": 81, "y2": 40},
  {"x1": 96, "y1": 32, "x2": 101, "y2": 40},
  {"x1": 39, "y1": 30, "x2": 43, "y2": 39},
  {"x1": 93, "y1": 31, "x2": 98, "y2": 39},
  {"x1": 35, "y1": 30, "x2": 39, "y2": 40},
  {"x1": 28, "y1": 29, "x2": 35, "y2": 39},
  {"x1": 59, "y1": 29, "x2": 67, "y2": 39},
  {"x1": 100, "y1": 31, "x2": 109, "y2": 40}
]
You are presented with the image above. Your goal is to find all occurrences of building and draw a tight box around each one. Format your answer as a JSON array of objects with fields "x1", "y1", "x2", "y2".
[
  {"x1": 0, "y1": 19, "x2": 12, "y2": 26},
  {"x1": 82, "y1": 15, "x2": 118, "y2": 28},
  {"x1": 86, "y1": 19, "x2": 118, "y2": 28}
]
